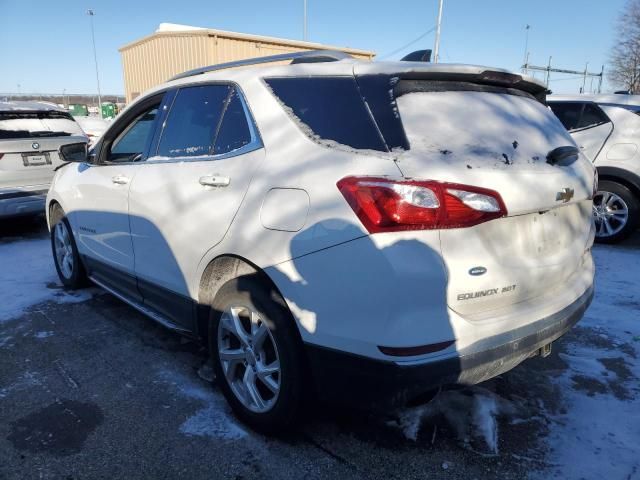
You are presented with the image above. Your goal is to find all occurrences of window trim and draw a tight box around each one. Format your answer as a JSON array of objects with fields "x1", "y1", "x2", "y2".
[
  {"x1": 147, "y1": 82, "x2": 263, "y2": 164},
  {"x1": 96, "y1": 92, "x2": 165, "y2": 165}
]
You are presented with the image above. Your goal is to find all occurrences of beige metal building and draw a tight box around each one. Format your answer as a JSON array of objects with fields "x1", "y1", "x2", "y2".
[{"x1": 119, "y1": 24, "x2": 375, "y2": 103}]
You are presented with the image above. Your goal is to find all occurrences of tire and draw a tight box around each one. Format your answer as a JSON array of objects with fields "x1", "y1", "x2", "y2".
[
  {"x1": 593, "y1": 180, "x2": 640, "y2": 244},
  {"x1": 209, "y1": 275, "x2": 306, "y2": 434},
  {"x1": 50, "y1": 206, "x2": 88, "y2": 289}
]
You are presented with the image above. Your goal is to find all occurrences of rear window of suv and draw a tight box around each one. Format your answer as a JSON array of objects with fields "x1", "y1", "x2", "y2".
[
  {"x1": 265, "y1": 77, "x2": 387, "y2": 152},
  {"x1": 0, "y1": 110, "x2": 83, "y2": 140}
]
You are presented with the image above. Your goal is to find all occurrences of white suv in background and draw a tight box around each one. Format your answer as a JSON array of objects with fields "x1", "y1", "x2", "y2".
[
  {"x1": 0, "y1": 102, "x2": 87, "y2": 218},
  {"x1": 548, "y1": 94, "x2": 640, "y2": 242},
  {"x1": 47, "y1": 52, "x2": 595, "y2": 432}
]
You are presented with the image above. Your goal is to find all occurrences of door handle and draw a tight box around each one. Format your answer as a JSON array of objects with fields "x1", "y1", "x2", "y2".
[
  {"x1": 112, "y1": 175, "x2": 130, "y2": 185},
  {"x1": 199, "y1": 175, "x2": 230, "y2": 187}
]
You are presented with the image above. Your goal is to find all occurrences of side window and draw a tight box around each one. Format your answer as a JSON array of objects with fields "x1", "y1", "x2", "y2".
[
  {"x1": 549, "y1": 102, "x2": 610, "y2": 132},
  {"x1": 213, "y1": 89, "x2": 253, "y2": 155},
  {"x1": 549, "y1": 102, "x2": 583, "y2": 131},
  {"x1": 109, "y1": 106, "x2": 159, "y2": 162},
  {"x1": 157, "y1": 85, "x2": 230, "y2": 157},
  {"x1": 577, "y1": 103, "x2": 609, "y2": 129},
  {"x1": 265, "y1": 77, "x2": 387, "y2": 151}
]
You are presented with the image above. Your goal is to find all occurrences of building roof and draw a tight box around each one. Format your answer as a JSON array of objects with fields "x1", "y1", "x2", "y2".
[
  {"x1": 119, "y1": 23, "x2": 375, "y2": 58},
  {"x1": 548, "y1": 93, "x2": 640, "y2": 106}
]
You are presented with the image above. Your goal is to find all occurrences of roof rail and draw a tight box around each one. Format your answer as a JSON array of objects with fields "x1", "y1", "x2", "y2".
[{"x1": 169, "y1": 50, "x2": 353, "y2": 81}]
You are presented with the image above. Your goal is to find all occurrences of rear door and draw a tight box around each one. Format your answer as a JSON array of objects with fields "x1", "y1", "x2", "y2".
[
  {"x1": 128, "y1": 84, "x2": 264, "y2": 327},
  {"x1": 0, "y1": 110, "x2": 86, "y2": 190},
  {"x1": 548, "y1": 101, "x2": 613, "y2": 161},
  {"x1": 391, "y1": 82, "x2": 594, "y2": 317}
]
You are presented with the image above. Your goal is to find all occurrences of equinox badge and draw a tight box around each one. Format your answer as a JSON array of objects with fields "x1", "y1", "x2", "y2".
[{"x1": 556, "y1": 187, "x2": 574, "y2": 203}]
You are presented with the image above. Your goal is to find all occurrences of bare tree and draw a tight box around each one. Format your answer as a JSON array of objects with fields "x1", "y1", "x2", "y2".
[{"x1": 610, "y1": 0, "x2": 640, "y2": 92}]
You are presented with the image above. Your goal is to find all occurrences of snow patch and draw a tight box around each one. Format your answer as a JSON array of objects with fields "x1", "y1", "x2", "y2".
[
  {"x1": 33, "y1": 331, "x2": 53, "y2": 339},
  {"x1": 533, "y1": 246, "x2": 640, "y2": 479},
  {"x1": 156, "y1": 369, "x2": 246, "y2": 440},
  {"x1": 396, "y1": 386, "x2": 523, "y2": 454},
  {"x1": 395, "y1": 91, "x2": 571, "y2": 170},
  {"x1": 0, "y1": 237, "x2": 94, "y2": 323},
  {"x1": 0, "y1": 371, "x2": 41, "y2": 399}
]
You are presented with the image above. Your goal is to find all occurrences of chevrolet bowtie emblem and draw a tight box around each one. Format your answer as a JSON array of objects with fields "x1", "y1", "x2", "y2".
[{"x1": 556, "y1": 187, "x2": 574, "y2": 203}]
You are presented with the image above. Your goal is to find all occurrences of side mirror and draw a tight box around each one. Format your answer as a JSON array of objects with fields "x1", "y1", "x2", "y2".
[{"x1": 59, "y1": 142, "x2": 88, "y2": 163}]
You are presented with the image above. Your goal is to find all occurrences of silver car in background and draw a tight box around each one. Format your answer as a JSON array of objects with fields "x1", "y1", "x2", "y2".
[
  {"x1": 548, "y1": 94, "x2": 640, "y2": 243},
  {"x1": 0, "y1": 101, "x2": 87, "y2": 218}
]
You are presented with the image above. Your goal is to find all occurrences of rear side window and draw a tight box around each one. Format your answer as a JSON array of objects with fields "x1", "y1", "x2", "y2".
[
  {"x1": 0, "y1": 110, "x2": 83, "y2": 140},
  {"x1": 213, "y1": 89, "x2": 252, "y2": 155},
  {"x1": 265, "y1": 77, "x2": 387, "y2": 151},
  {"x1": 549, "y1": 102, "x2": 610, "y2": 131},
  {"x1": 579, "y1": 103, "x2": 610, "y2": 129},
  {"x1": 157, "y1": 85, "x2": 230, "y2": 157}
]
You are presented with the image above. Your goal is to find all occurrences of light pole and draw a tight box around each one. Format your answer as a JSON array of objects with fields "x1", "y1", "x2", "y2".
[
  {"x1": 87, "y1": 9, "x2": 102, "y2": 113},
  {"x1": 522, "y1": 24, "x2": 530, "y2": 73},
  {"x1": 433, "y1": 0, "x2": 444, "y2": 63},
  {"x1": 303, "y1": 0, "x2": 308, "y2": 41}
]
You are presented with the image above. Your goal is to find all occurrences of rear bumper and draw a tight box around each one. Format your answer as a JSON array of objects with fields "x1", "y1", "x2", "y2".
[
  {"x1": 305, "y1": 283, "x2": 594, "y2": 410},
  {"x1": 0, "y1": 189, "x2": 47, "y2": 218}
]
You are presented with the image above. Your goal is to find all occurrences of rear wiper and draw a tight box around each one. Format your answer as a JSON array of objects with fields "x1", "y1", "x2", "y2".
[{"x1": 546, "y1": 146, "x2": 579, "y2": 166}]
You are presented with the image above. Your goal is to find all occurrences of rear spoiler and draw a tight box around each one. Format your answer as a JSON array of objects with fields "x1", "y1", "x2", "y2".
[{"x1": 353, "y1": 63, "x2": 548, "y2": 103}]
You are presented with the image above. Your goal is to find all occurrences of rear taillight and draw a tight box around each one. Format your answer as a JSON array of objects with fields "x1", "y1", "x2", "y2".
[{"x1": 337, "y1": 176, "x2": 507, "y2": 233}]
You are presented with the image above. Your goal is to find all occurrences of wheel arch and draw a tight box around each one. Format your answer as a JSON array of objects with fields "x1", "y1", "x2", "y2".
[
  {"x1": 195, "y1": 254, "x2": 298, "y2": 345},
  {"x1": 596, "y1": 166, "x2": 640, "y2": 198},
  {"x1": 47, "y1": 199, "x2": 64, "y2": 229}
]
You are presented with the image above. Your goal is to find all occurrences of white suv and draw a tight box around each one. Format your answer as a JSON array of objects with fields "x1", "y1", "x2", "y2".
[
  {"x1": 548, "y1": 94, "x2": 640, "y2": 242},
  {"x1": 0, "y1": 102, "x2": 87, "y2": 218},
  {"x1": 47, "y1": 52, "x2": 595, "y2": 432}
]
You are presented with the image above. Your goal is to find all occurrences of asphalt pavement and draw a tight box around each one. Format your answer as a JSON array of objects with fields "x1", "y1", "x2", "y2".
[{"x1": 0, "y1": 217, "x2": 638, "y2": 480}]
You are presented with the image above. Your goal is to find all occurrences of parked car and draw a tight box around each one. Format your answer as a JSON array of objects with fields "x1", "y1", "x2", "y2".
[
  {"x1": 0, "y1": 101, "x2": 87, "y2": 218},
  {"x1": 548, "y1": 94, "x2": 640, "y2": 243},
  {"x1": 74, "y1": 115, "x2": 110, "y2": 147},
  {"x1": 47, "y1": 51, "x2": 595, "y2": 432}
]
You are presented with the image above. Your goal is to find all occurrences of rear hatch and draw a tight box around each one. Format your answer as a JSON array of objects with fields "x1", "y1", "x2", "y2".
[
  {"x1": 355, "y1": 65, "x2": 595, "y2": 317},
  {"x1": 0, "y1": 109, "x2": 87, "y2": 189}
]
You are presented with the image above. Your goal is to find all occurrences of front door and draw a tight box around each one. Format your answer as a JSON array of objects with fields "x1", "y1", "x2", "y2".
[
  {"x1": 128, "y1": 84, "x2": 264, "y2": 328},
  {"x1": 69, "y1": 97, "x2": 164, "y2": 298}
]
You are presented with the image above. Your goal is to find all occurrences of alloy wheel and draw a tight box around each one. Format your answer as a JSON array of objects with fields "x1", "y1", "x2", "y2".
[
  {"x1": 53, "y1": 222, "x2": 74, "y2": 279},
  {"x1": 592, "y1": 190, "x2": 629, "y2": 238},
  {"x1": 217, "y1": 305, "x2": 281, "y2": 413}
]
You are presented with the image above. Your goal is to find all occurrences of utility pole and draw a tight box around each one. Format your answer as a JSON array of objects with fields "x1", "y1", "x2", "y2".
[
  {"x1": 545, "y1": 56, "x2": 552, "y2": 88},
  {"x1": 598, "y1": 65, "x2": 604, "y2": 93},
  {"x1": 303, "y1": 0, "x2": 308, "y2": 41},
  {"x1": 433, "y1": 0, "x2": 444, "y2": 63},
  {"x1": 581, "y1": 62, "x2": 589, "y2": 93},
  {"x1": 87, "y1": 9, "x2": 102, "y2": 113}
]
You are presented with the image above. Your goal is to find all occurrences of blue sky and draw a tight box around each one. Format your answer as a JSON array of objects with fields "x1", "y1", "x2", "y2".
[{"x1": 0, "y1": 0, "x2": 626, "y2": 96}]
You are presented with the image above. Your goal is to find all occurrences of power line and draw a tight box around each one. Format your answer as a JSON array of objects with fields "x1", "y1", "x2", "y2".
[{"x1": 379, "y1": 26, "x2": 437, "y2": 60}]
